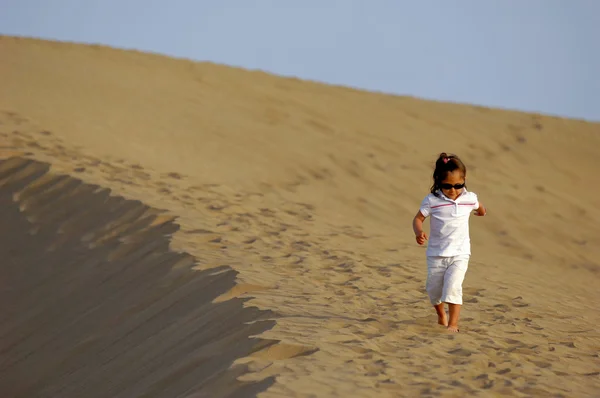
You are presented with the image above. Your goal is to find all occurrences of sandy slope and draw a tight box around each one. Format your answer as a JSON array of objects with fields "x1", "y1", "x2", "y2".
[
  {"x1": 0, "y1": 157, "x2": 276, "y2": 398},
  {"x1": 1, "y1": 35, "x2": 599, "y2": 397}
]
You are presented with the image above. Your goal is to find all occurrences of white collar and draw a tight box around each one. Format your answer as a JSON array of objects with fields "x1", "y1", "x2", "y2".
[{"x1": 437, "y1": 187, "x2": 469, "y2": 202}]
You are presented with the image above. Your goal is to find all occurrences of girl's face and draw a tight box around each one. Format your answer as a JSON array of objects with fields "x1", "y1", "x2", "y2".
[{"x1": 440, "y1": 170, "x2": 465, "y2": 200}]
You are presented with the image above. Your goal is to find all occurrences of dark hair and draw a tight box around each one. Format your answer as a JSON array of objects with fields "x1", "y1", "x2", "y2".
[{"x1": 430, "y1": 152, "x2": 467, "y2": 197}]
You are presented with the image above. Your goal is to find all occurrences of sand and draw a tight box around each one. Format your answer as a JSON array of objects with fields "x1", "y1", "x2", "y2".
[{"x1": 0, "y1": 35, "x2": 599, "y2": 397}]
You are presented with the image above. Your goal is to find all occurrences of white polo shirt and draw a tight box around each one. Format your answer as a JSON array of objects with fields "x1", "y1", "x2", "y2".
[{"x1": 419, "y1": 188, "x2": 479, "y2": 257}]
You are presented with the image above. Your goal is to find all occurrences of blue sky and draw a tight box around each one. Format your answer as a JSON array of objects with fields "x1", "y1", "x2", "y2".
[{"x1": 2, "y1": 1, "x2": 599, "y2": 121}]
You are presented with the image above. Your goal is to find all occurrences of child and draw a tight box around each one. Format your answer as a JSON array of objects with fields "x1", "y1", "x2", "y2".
[{"x1": 412, "y1": 152, "x2": 486, "y2": 332}]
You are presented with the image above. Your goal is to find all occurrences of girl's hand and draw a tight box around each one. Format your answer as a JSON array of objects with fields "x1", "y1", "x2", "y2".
[
  {"x1": 474, "y1": 203, "x2": 487, "y2": 216},
  {"x1": 416, "y1": 231, "x2": 428, "y2": 245}
]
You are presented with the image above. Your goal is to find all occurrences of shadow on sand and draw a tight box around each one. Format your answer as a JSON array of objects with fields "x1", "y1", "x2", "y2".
[{"x1": 0, "y1": 157, "x2": 276, "y2": 398}]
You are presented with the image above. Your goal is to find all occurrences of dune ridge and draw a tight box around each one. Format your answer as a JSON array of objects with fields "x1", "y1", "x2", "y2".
[
  {"x1": 0, "y1": 156, "x2": 280, "y2": 397},
  {"x1": 1, "y1": 35, "x2": 599, "y2": 397}
]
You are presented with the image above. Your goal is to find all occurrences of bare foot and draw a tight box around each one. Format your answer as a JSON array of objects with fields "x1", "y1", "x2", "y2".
[{"x1": 447, "y1": 324, "x2": 459, "y2": 333}]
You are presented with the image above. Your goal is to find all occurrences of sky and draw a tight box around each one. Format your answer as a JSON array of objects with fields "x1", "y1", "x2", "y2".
[{"x1": 2, "y1": 1, "x2": 599, "y2": 122}]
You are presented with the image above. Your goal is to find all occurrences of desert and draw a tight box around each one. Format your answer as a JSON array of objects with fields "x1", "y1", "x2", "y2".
[{"x1": 1, "y1": 35, "x2": 599, "y2": 397}]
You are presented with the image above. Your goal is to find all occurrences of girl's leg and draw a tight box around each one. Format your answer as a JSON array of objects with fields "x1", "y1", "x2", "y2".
[
  {"x1": 426, "y1": 257, "x2": 447, "y2": 325},
  {"x1": 434, "y1": 303, "x2": 448, "y2": 326},
  {"x1": 441, "y1": 255, "x2": 470, "y2": 332},
  {"x1": 447, "y1": 304, "x2": 461, "y2": 332}
]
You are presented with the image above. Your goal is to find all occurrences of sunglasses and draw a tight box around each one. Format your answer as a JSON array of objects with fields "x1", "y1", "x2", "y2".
[{"x1": 440, "y1": 183, "x2": 465, "y2": 190}]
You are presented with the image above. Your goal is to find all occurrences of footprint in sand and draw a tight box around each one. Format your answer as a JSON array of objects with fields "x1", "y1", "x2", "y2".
[
  {"x1": 165, "y1": 171, "x2": 183, "y2": 180},
  {"x1": 207, "y1": 203, "x2": 228, "y2": 211},
  {"x1": 448, "y1": 348, "x2": 474, "y2": 357},
  {"x1": 511, "y1": 296, "x2": 530, "y2": 308}
]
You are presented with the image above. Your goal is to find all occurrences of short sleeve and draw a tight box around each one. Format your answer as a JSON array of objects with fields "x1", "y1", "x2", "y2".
[
  {"x1": 419, "y1": 195, "x2": 431, "y2": 217},
  {"x1": 470, "y1": 192, "x2": 479, "y2": 210}
]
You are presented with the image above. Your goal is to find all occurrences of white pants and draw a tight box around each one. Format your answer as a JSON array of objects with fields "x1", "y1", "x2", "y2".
[{"x1": 426, "y1": 255, "x2": 470, "y2": 305}]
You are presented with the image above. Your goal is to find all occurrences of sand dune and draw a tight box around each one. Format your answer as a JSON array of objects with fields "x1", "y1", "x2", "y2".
[
  {"x1": 1, "y1": 35, "x2": 599, "y2": 397},
  {"x1": 0, "y1": 157, "x2": 276, "y2": 398}
]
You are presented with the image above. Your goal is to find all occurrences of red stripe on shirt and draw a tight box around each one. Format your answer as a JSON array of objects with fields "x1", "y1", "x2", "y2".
[
  {"x1": 431, "y1": 202, "x2": 476, "y2": 209},
  {"x1": 431, "y1": 204, "x2": 454, "y2": 209}
]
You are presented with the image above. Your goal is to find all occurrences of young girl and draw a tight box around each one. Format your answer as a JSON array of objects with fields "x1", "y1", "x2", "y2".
[{"x1": 412, "y1": 152, "x2": 486, "y2": 332}]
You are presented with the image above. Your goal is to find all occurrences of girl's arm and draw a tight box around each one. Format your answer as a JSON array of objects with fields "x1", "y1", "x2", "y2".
[
  {"x1": 413, "y1": 211, "x2": 428, "y2": 245},
  {"x1": 474, "y1": 202, "x2": 487, "y2": 216}
]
